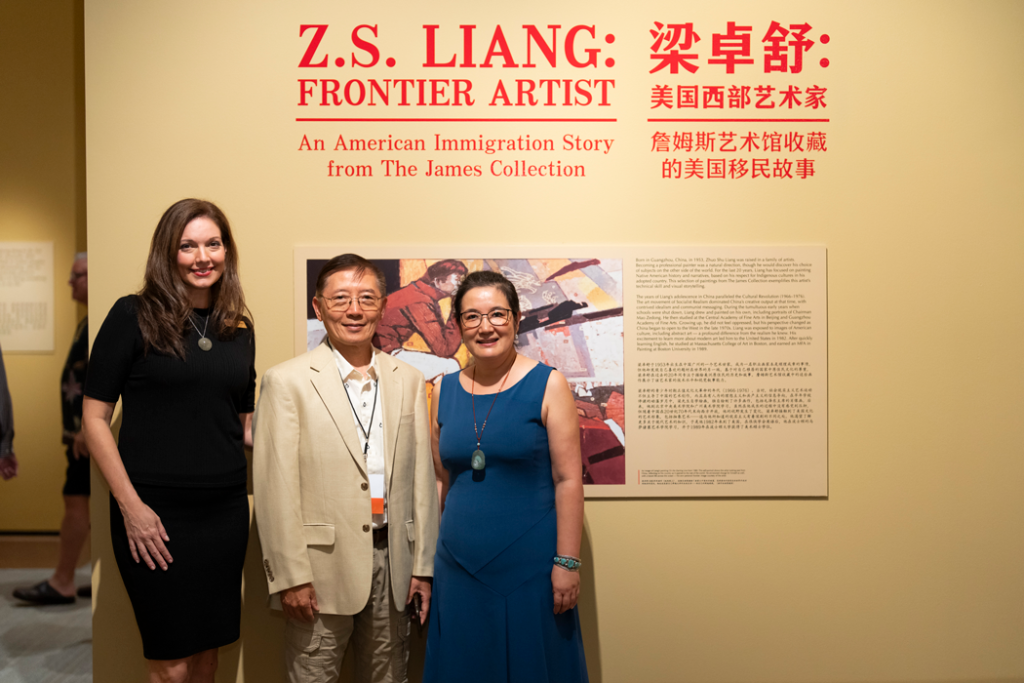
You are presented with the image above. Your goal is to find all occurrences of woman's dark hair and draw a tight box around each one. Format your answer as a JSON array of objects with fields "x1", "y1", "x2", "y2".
[
  {"x1": 315, "y1": 253, "x2": 387, "y2": 298},
  {"x1": 452, "y1": 270, "x2": 521, "y2": 331},
  {"x1": 136, "y1": 198, "x2": 252, "y2": 358}
]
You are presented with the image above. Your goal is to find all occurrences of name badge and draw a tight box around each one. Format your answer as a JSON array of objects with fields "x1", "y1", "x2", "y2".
[{"x1": 369, "y1": 473, "x2": 385, "y2": 515}]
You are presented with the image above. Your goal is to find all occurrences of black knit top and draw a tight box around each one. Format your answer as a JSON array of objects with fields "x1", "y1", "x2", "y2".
[{"x1": 85, "y1": 295, "x2": 255, "y2": 488}]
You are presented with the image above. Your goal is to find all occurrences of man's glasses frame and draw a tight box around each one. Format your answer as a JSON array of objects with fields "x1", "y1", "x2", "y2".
[{"x1": 319, "y1": 294, "x2": 383, "y2": 312}]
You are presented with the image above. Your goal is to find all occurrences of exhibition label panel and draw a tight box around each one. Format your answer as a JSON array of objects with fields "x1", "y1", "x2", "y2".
[{"x1": 0, "y1": 242, "x2": 54, "y2": 353}]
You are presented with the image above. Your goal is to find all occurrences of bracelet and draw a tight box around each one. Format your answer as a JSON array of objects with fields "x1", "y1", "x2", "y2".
[{"x1": 553, "y1": 555, "x2": 582, "y2": 572}]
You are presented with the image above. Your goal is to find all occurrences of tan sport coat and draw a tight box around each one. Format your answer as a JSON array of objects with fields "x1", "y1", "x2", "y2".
[{"x1": 253, "y1": 341, "x2": 439, "y2": 615}]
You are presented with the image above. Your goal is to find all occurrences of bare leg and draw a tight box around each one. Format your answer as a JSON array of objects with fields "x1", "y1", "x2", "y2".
[
  {"x1": 187, "y1": 649, "x2": 218, "y2": 683},
  {"x1": 147, "y1": 657, "x2": 190, "y2": 683},
  {"x1": 49, "y1": 495, "x2": 90, "y2": 596}
]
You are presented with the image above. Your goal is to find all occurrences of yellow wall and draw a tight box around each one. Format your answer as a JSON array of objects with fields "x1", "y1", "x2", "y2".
[
  {"x1": 83, "y1": 1, "x2": 1023, "y2": 682},
  {"x1": 0, "y1": 0, "x2": 87, "y2": 531}
]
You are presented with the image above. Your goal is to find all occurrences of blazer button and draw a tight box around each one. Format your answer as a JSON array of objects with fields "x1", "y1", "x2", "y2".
[
  {"x1": 363, "y1": 524, "x2": 370, "y2": 533},
  {"x1": 361, "y1": 482, "x2": 368, "y2": 491}
]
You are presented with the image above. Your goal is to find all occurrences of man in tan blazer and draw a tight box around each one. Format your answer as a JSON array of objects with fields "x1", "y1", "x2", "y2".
[{"x1": 254, "y1": 254, "x2": 439, "y2": 683}]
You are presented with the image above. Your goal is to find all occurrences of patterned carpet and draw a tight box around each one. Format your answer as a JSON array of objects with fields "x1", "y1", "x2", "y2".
[{"x1": 0, "y1": 568, "x2": 91, "y2": 683}]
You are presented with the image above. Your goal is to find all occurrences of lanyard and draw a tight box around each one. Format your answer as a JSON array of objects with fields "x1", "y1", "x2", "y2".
[{"x1": 342, "y1": 376, "x2": 379, "y2": 456}]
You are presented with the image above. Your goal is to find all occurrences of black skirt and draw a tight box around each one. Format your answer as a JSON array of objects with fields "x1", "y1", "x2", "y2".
[{"x1": 110, "y1": 483, "x2": 249, "y2": 660}]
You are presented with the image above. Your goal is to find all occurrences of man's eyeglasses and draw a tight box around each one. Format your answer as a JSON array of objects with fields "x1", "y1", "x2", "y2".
[
  {"x1": 459, "y1": 309, "x2": 513, "y2": 328},
  {"x1": 320, "y1": 294, "x2": 382, "y2": 312}
]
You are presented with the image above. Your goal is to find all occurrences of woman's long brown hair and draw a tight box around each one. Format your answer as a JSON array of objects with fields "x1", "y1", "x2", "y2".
[{"x1": 136, "y1": 198, "x2": 252, "y2": 358}]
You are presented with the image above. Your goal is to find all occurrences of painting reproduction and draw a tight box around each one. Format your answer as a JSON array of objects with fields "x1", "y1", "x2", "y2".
[{"x1": 306, "y1": 257, "x2": 625, "y2": 485}]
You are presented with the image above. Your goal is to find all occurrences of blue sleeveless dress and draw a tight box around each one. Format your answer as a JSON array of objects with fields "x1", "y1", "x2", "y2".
[{"x1": 423, "y1": 363, "x2": 589, "y2": 683}]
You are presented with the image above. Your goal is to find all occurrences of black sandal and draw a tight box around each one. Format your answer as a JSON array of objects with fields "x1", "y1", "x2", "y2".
[{"x1": 12, "y1": 580, "x2": 75, "y2": 605}]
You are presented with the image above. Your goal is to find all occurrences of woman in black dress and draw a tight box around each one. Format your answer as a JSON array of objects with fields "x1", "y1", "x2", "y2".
[{"x1": 83, "y1": 199, "x2": 255, "y2": 683}]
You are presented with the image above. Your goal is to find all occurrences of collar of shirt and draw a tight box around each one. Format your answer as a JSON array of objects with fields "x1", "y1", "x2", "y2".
[{"x1": 330, "y1": 344, "x2": 380, "y2": 383}]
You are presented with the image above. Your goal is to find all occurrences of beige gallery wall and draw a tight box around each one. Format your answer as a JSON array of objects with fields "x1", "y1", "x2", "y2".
[
  {"x1": 82, "y1": 1, "x2": 1022, "y2": 682},
  {"x1": 0, "y1": 0, "x2": 87, "y2": 531}
]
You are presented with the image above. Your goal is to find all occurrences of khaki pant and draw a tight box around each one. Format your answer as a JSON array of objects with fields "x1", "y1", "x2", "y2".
[{"x1": 285, "y1": 533, "x2": 410, "y2": 683}]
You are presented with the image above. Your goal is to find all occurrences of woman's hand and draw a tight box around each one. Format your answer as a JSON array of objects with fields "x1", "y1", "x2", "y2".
[
  {"x1": 551, "y1": 565, "x2": 580, "y2": 614},
  {"x1": 120, "y1": 499, "x2": 173, "y2": 570}
]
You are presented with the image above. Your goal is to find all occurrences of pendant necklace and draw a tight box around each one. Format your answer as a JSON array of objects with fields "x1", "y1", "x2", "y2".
[
  {"x1": 470, "y1": 354, "x2": 516, "y2": 471},
  {"x1": 189, "y1": 313, "x2": 213, "y2": 351}
]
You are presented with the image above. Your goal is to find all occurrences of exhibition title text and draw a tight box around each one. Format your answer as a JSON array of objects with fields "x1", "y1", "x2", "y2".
[{"x1": 297, "y1": 24, "x2": 617, "y2": 108}]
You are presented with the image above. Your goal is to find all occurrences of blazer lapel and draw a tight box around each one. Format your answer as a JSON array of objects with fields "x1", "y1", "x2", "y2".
[
  {"x1": 377, "y1": 350, "x2": 403, "y2": 487},
  {"x1": 309, "y1": 342, "x2": 367, "y2": 476}
]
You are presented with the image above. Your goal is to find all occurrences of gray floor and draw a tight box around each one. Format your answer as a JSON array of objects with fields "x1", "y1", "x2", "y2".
[{"x1": 0, "y1": 568, "x2": 91, "y2": 683}]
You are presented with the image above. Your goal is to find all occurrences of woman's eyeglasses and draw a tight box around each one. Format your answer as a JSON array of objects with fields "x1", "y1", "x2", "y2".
[{"x1": 459, "y1": 309, "x2": 513, "y2": 328}]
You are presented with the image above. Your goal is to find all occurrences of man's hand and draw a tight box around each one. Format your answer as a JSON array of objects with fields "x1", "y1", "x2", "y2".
[
  {"x1": 72, "y1": 432, "x2": 89, "y2": 459},
  {"x1": 282, "y1": 583, "x2": 319, "y2": 623},
  {"x1": 406, "y1": 576, "x2": 432, "y2": 626},
  {"x1": 0, "y1": 453, "x2": 17, "y2": 481}
]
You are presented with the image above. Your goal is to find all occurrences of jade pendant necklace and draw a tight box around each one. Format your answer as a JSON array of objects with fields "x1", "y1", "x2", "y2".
[{"x1": 469, "y1": 354, "x2": 516, "y2": 471}]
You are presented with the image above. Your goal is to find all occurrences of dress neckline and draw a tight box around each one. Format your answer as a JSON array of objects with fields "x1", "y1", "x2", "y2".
[{"x1": 455, "y1": 361, "x2": 543, "y2": 396}]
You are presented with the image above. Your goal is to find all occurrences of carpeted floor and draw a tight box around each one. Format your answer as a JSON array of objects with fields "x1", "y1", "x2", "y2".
[{"x1": 0, "y1": 568, "x2": 91, "y2": 683}]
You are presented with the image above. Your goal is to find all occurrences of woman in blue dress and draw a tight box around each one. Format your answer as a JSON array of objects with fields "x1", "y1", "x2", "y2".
[{"x1": 423, "y1": 270, "x2": 588, "y2": 683}]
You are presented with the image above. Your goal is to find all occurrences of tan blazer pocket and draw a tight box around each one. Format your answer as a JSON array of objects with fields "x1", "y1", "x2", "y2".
[
  {"x1": 303, "y1": 523, "x2": 335, "y2": 547},
  {"x1": 405, "y1": 520, "x2": 415, "y2": 543}
]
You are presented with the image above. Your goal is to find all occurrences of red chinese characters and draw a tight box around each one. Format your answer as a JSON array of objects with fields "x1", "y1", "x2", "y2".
[
  {"x1": 648, "y1": 84, "x2": 827, "y2": 110},
  {"x1": 648, "y1": 20, "x2": 825, "y2": 74},
  {"x1": 655, "y1": 130, "x2": 826, "y2": 180},
  {"x1": 649, "y1": 22, "x2": 702, "y2": 74}
]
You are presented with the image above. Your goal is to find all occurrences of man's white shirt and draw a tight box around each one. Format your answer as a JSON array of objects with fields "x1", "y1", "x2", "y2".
[{"x1": 331, "y1": 345, "x2": 387, "y2": 528}]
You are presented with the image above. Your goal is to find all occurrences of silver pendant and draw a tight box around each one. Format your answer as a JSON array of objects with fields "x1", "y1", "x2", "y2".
[
  {"x1": 198, "y1": 337, "x2": 213, "y2": 351},
  {"x1": 471, "y1": 449, "x2": 486, "y2": 470}
]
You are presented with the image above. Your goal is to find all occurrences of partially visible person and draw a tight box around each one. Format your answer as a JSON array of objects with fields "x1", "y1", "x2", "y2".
[
  {"x1": 255, "y1": 253, "x2": 438, "y2": 683},
  {"x1": 14, "y1": 253, "x2": 93, "y2": 605},
  {"x1": 374, "y1": 259, "x2": 468, "y2": 381},
  {"x1": 423, "y1": 270, "x2": 589, "y2": 683},
  {"x1": 0, "y1": 340, "x2": 15, "y2": 481},
  {"x1": 83, "y1": 199, "x2": 255, "y2": 683}
]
